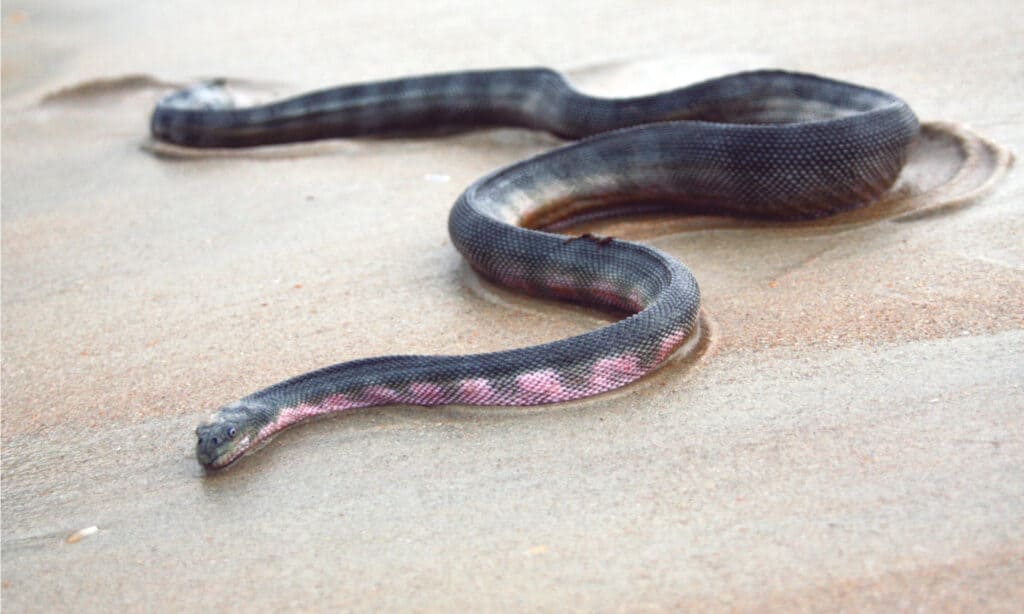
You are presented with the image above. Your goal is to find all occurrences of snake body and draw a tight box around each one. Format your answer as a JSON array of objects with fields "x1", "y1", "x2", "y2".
[{"x1": 151, "y1": 68, "x2": 918, "y2": 469}]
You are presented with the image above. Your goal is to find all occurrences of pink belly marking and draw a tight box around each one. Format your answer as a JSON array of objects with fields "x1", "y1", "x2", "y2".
[
  {"x1": 587, "y1": 355, "x2": 644, "y2": 393},
  {"x1": 409, "y1": 382, "x2": 446, "y2": 405},
  {"x1": 458, "y1": 378, "x2": 500, "y2": 403},
  {"x1": 515, "y1": 369, "x2": 566, "y2": 403}
]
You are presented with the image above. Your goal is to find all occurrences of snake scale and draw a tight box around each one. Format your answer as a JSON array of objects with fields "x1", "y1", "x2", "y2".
[{"x1": 150, "y1": 68, "x2": 919, "y2": 469}]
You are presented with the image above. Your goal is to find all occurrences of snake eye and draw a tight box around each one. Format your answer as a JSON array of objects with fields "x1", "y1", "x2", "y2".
[{"x1": 228, "y1": 426, "x2": 237, "y2": 439}]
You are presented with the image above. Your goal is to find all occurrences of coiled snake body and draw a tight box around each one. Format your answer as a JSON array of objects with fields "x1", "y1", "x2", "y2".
[{"x1": 151, "y1": 68, "x2": 918, "y2": 469}]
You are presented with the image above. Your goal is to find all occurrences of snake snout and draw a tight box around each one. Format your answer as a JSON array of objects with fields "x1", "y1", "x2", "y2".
[{"x1": 195, "y1": 421, "x2": 239, "y2": 468}]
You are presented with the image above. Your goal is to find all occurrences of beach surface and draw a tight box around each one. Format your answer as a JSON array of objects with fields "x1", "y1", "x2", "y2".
[{"x1": 2, "y1": 1, "x2": 1022, "y2": 610}]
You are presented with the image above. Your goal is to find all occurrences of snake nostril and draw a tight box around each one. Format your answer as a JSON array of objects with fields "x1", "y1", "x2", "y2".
[{"x1": 211, "y1": 437, "x2": 219, "y2": 446}]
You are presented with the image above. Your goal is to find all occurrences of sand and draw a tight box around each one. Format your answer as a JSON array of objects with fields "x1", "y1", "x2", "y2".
[{"x1": 2, "y1": 0, "x2": 1022, "y2": 610}]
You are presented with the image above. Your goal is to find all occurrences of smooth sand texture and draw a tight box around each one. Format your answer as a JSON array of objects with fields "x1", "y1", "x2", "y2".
[{"x1": 2, "y1": 1, "x2": 1022, "y2": 610}]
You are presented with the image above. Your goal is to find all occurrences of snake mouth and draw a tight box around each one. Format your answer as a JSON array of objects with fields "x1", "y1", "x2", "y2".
[{"x1": 198, "y1": 435, "x2": 252, "y2": 471}]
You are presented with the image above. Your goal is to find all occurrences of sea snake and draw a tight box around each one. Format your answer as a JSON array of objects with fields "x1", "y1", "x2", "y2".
[{"x1": 150, "y1": 68, "x2": 919, "y2": 469}]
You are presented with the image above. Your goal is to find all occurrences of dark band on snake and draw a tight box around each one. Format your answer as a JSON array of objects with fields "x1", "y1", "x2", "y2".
[{"x1": 150, "y1": 68, "x2": 918, "y2": 469}]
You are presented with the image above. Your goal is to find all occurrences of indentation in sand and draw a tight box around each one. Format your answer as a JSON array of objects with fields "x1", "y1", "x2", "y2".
[
  {"x1": 39, "y1": 74, "x2": 179, "y2": 105},
  {"x1": 550, "y1": 122, "x2": 1014, "y2": 238}
]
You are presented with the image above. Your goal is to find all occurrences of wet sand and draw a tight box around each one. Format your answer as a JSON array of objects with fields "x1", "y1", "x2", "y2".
[{"x1": 2, "y1": 1, "x2": 1022, "y2": 610}]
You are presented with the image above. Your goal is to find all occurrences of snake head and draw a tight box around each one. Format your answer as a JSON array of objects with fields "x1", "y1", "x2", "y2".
[{"x1": 195, "y1": 401, "x2": 266, "y2": 470}]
